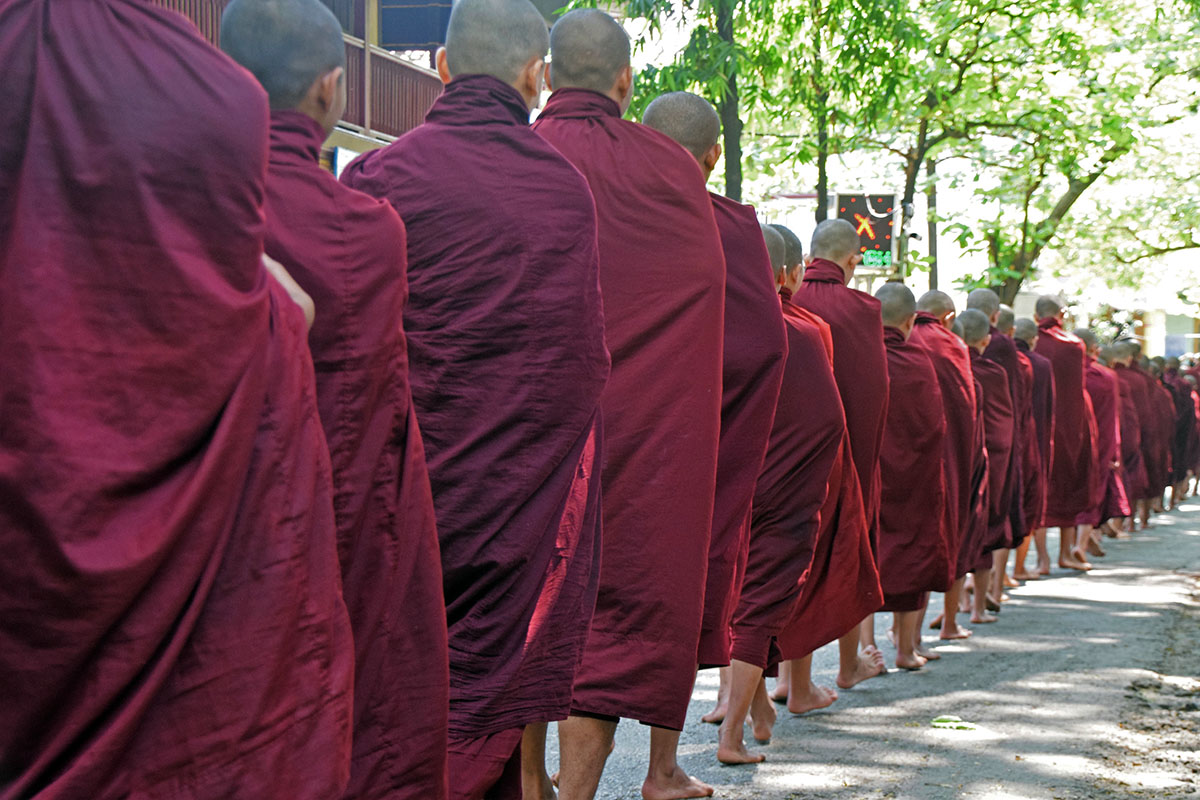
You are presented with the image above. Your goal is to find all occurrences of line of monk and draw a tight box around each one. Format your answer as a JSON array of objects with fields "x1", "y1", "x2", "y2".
[{"x1": 5, "y1": 2, "x2": 1199, "y2": 799}]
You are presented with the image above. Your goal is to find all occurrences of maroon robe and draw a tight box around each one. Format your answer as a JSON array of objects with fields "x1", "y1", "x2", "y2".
[
  {"x1": 1037, "y1": 318, "x2": 1098, "y2": 526},
  {"x1": 1150, "y1": 378, "x2": 1178, "y2": 492},
  {"x1": 971, "y1": 350, "x2": 1015, "y2": 560},
  {"x1": 1163, "y1": 369, "x2": 1194, "y2": 485},
  {"x1": 1077, "y1": 359, "x2": 1130, "y2": 526},
  {"x1": 878, "y1": 327, "x2": 950, "y2": 611},
  {"x1": 1132, "y1": 365, "x2": 1173, "y2": 498},
  {"x1": 958, "y1": 377, "x2": 992, "y2": 578},
  {"x1": 1113, "y1": 364, "x2": 1149, "y2": 501},
  {"x1": 910, "y1": 313, "x2": 977, "y2": 587},
  {"x1": 791, "y1": 259, "x2": 890, "y2": 547},
  {"x1": 729, "y1": 295, "x2": 841, "y2": 669},
  {"x1": 342, "y1": 76, "x2": 610, "y2": 764},
  {"x1": 263, "y1": 111, "x2": 448, "y2": 800},
  {"x1": 534, "y1": 89, "x2": 725, "y2": 729},
  {"x1": 696, "y1": 193, "x2": 788, "y2": 668},
  {"x1": 983, "y1": 328, "x2": 1028, "y2": 544},
  {"x1": 1016, "y1": 339, "x2": 1056, "y2": 529},
  {"x1": 0, "y1": 4, "x2": 354, "y2": 796},
  {"x1": 776, "y1": 304, "x2": 883, "y2": 660}
]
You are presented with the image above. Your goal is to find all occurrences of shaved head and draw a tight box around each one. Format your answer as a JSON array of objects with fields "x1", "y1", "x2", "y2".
[
  {"x1": 769, "y1": 224, "x2": 804, "y2": 268},
  {"x1": 997, "y1": 305, "x2": 1015, "y2": 334},
  {"x1": 966, "y1": 288, "x2": 1001, "y2": 319},
  {"x1": 1113, "y1": 340, "x2": 1137, "y2": 362},
  {"x1": 1073, "y1": 328, "x2": 1097, "y2": 351},
  {"x1": 959, "y1": 309, "x2": 991, "y2": 347},
  {"x1": 548, "y1": 9, "x2": 630, "y2": 93},
  {"x1": 917, "y1": 290, "x2": 955, "y2": 317},
  {"x1": 761, "y1": 224, "x2": 786, "y2": 276},
  {"x1": 221, "y1": 0, "x2": 345, "y2": 110},
  {"x1": 810, "y1": 219, "x2": 860, "y2": 263},
  {"x1": 1013, "y1": 317, "x2": 1039, "y2": 346},
  {"x1": 444, "y1": 0, "x2": 549, "y2": 84},
  {"x1": 641, "y1": 92, "x2": 721, "y2": 161},
  {"x1": 1168, "y1": 357, "x2": 1181, "y2": 370},
  {"x1": 1035, "y1": 295, "x2": 1063, "y2": 320},
  {"x1": 875, "y1": 282, "x2": 916, "y2": 329}
]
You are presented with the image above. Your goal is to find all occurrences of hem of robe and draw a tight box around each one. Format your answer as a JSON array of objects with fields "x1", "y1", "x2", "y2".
[
  {"x1": 447, "y1": 700, "x2": 574, "y2": 740},
  {"x1": 696, "y1": 627, "x2": 732, "y2": 670},
  {"x1": 447, "y1": 728, "x2": 524, "y2": 800},
  {"x1": 729, "y1": 626, "x2": 782, "y2": 671},
  {"x1": 971, "y1": 551, "x2": 994, "y2": 574},
  {"x1": 568, "y1": 701, "x2": 685, "y2": 732},
  {"x1": 881, "y1": 591, "x2": 927, "y2": 612}
]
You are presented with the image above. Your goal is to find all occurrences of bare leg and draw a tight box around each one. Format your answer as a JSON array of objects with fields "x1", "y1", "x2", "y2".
[
  {"x1": 716, "y1": 660, "x2": 768, "y2": 765},
  {"x1": 749, "y1": 679, "x2": 776, "y2": 742},
  {"x1": 913, "y1": 595, "x2": 940, "y2": 659},
  {"x1": 523, "y1": 723, "x2": 557, "y2": 800},
  {"x1": 1058, "y1": 526, "x2": 1091, "y2": 570},
  {"x1": 1033, "y1": 527, "x2": 1051, "y2": 574},
  {"x1": 859, "y1": 614, "x2": 877, "y2": 650},
  {"x1": 938, "y1": 578, "x2": 972, "y2": 639},
  {"x1": 786, "y1": 653, "x2": 838, "y2": 713},
  {"x1": 835, "y1": 625, "x2": 885, "y2": 688},
  {"x1": 1082, "y1": 524, "x2": 1106, "y2": 558},
  {"x1": 894, "y1": 610, "x2": 926, "y2": 670},
  {"x1": 558, "y1": 715, "x2": 617, "y2": 800},
  {"x1": 769, "y1": 660, "x2": 790, "y2": 702},
  {"x1": 700, "y1": 666, "x2": 729, "y2": 724},
  {"x1": 1013, "y1": 536, "x2": 1039, "y2": 580},
  {"x1": 1138, "y1": 499, "x2": 1151, "y2": 530},
  {"x1": 643, "y1": 727, "x2": 712, "y2": 800},
  {"x1": 970, "y1": 568, "x2": 996, "y2": 623},
  {"x1": 992, "y1": 549, "x2": 1012, "y2": 594}
]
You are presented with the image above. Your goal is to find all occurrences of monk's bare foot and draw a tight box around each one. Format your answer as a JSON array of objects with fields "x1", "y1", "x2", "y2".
[
  {"x1": 715, "y1": 737, "x2": 765, "y2": 765},
  {"x1": 836, "y1": 648, "x2": 886, "y2": 689},
  {"x1": 1003, "y1": 573, "x2": 1020, "y2": 588},
  {"x1": 895, "y1": 653, "x2": 927, "y2": 670},
  {"x1": 786, "y1": 683, "x2": 838, "y2": 715},
  {"x1": 1085, "y1": 537, "x2": 1106, "y2": 557},
  {"x1": 700, "y1": 703, "x2": 726, "y2": 724},
  {"x1": 915, "y1": 643, "x2": 941, "y2": 660},
  {"x1": 1059, "y1": 555, "x2": 1092, "y2": 571},
  {"x1": 1012, "y1": 569, "x2": 1040, "y2": 581},
  {"x1": 886, "y1": 627, "x2": 896, "y2": 646},
  {"x1": 985, "y1": 595, "x2": 1002, "y2": 613},
  {"x1": 642, "y1": 769, "x2": 714, "y2": 800},
  {"x1": 750, "y1": 696, "x2": 776, "y2": 743},
  {"x1": 928, "y1": 613, "x2": 943, "y2": 630},
  {"x1": 970, "y1": 611, "x2": 997, "y2": 624},
  {"x1": 939, "y1": 624, "x2": 972, "y2": 640},
  {"x1": 769, "y1": 683, "x2": 788, "y2": 703},
  {"x1": 1037, "y1": 560, "x2": 1051, "y2": 576}
]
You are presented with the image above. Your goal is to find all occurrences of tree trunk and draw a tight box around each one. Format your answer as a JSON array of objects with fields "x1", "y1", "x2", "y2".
[
  {"x1": 925, "y1": 158, "x2": 938, "y2": 290},
  {"x1": 815, "y1": 92, "x2": 829, "y2": 222},
  {"x1": 716, "y1": 3, "x2": 742, "y2": 201}
]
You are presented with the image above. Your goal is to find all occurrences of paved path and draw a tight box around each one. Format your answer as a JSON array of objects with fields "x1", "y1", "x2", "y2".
[{"x1": 546, "y1": 504, "x2": 1200, "y2": 799}]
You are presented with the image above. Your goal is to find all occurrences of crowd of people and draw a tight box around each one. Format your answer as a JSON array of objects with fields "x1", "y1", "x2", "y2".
[{"x1": 3, "y1": 0, "x2": 1196, "y2": 799}]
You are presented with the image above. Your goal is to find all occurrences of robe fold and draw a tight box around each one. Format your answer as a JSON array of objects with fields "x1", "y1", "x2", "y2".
[
  {"x1": 776, "y1": 296, "x2": 883, "y2": 660},
  {"x1": 970, "y1": 350, "x2": 1015, "y2": 559},
  {"x1": 910, "y1": 313, "x2": 977, "y2": 586},
  {"x1": 342, "y1": 77, "x2": 610, "y2": 748},
  {"x1": 730, "y1": 294, "x2": 842, "y2": 669},
  {"x1": 533, "y1": 88, "x2": 725, "y2": 730},
  {"x1": 1016, "y1": 339, "x2": 1056, "y2": 530},
  {"x1": 1036, "y1": 318, "x2": 1098, "y2": 526},
  {"x1": 1131, "y1": 365, "x2": 1173, "y2": 499},
  {"x1": 1113, "y1": 364, "x2": 1149, "y2": 503},
  {"x1": 983, "y1": 328, "x2": 1028, "y2": 545},
  {"x1": 958, "y1": 377, "x2": 992, "y2": 578},
  {"x1": 696, "y1": 194, "x2": 787, "y2": 668},
  {"x1": 877, "y1": 327, "x2": 950, "y2": 611},
  {"x1": 1, "y1": 4, "x2": 355, "y2": 796},
  {"x1": 1077, "y1": 359, "x2": 1130, "y2": 526},
  {"x1": 263, "y1": 111, "x2": 448, "y2": 800},
  {"x1": 791, "y1": 259, "x2": 889, "y2": 548}
]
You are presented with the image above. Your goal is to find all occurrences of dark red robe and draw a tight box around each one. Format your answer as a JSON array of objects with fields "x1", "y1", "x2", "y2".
[
  {"x1": 878, "y1": 327, "x2": 950, "y2": 611},
  {"x1": 958, "y1": 377, "x2": 992, "y2": 578},
  {"x1": 1013, "y1": 351, "x2": 1041, "y2": 541},
  {"x1": 910, "y1": 313, "x2": 977, "y2": 587},
  {"x1": 970, "y1": 350, "x2": 1015, "y2": 562},
  {"x1": 1150, "y1": 377, "x2": 1178, "y2": 493},
  {"x1": 263, "y1": 111, "x2": 448, "y2": 800},
  {"x1": 1016, "y1": 339, "x2": 1056, "y2": 529},
  {"x1": 729, "y1": 294, "x2": 841, "y2": 669},
  {"x1": 791, "y1": 259, "x2": 890, "y2": 548},
  {"x1": 696, "y1": 194, "x2": 787, "y2": 668},
  {"x1": 1, "y1": 4, "x2": 354, "y2": 796},
  {"x1": 342, "y1": 76, "x2": 610, "y2": 763},
  {"x1": 776, "y1": 301, "x2": 883, "y2": 660},
  {"x1": 1113, "y1": 364, "x2": 1149, "y2": 501},
  {"x1": 983, "y1": 328, "x2": 1028, "y2": 544},
  {"x1": 1163, "y1": 369, "x2": 1195, "y2": 485},
  {"x1": 1036, "y1": 318, "x2": 1098, "y2": 526},
  {"x1": 1132, "y1": 366, "x2": 1174, "y2": 498},
  {"x1": 534, "y1": 89, "x2": 725, "y2": 730},
  {"x1": 1077, "y1": 359, "x2": 1130, "y2": 526}
]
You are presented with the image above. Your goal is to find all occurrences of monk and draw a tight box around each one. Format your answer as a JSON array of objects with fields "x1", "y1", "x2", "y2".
[
  {"x1": 1072, "y1": 329, "x2": 1130, "y2": 561},
  {"x1": 699, "y1": 225, "x2": 844, "y2": 764},
  {"x1": 1111, "y1": 341, "x2": 1152, "y2": 530},
  {"x1": 788, "y1": 218, "x2": 889, "y2": 679},
  {"x1": 767, "y1": 231, "x2": 884, "y2": 716},
  {"x1": 532, "y1": 11, "x2": 725, "y2": 800},
  {"x1": 341, "y1": 2, "x2": 611, "y2": 797},
  {"x1": 220, "y1": 3, "x2": 449, "y2": 797},
  {"x1": 874, "y1": 284, "x2": 950, "y2": 669},
  {"x1": 1012, "y1": 318, "x2": 1057, "y2": 575},
  {"x1": 911, "y1": 291, "x2": 978, "y2": 641},
  {"x1": 1, "y1": 2, "x2": 356, "y2": 796},
  {"x1": 1161, "y1": 357, "x2": 1196, "y2": 509},
  {"x1": 995, "y1": 306, "x2": 1041, "y2": 588},
  {"x1": 641, "y1": 92, "x2": 787, "y2": 714},
  {"x1": 958, "y1": 309, "x2": 1014, "y2": 623},
  {"x1": 1034, "y1": 296, "x2": 1098, "y2": 570},
  {"x1": 1146, "y1": 359, "x2": 1179, "y2": 511},
  {"x1": 966, "y1": 290, "x2": 1026, "y2": 600}
]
